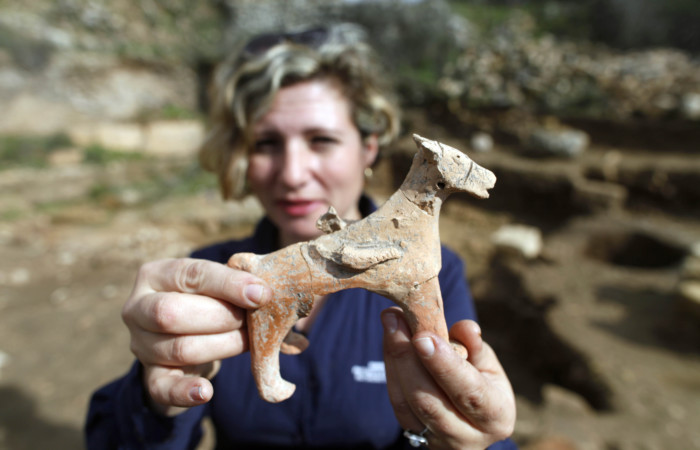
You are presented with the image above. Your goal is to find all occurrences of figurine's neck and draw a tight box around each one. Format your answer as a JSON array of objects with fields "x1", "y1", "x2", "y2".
[
  {"x1": 398, "y1": 182, "x2": 445, "y2": 216},
  {"x1": 393, "y1": 152, "x2": 448, "y2": 216}
]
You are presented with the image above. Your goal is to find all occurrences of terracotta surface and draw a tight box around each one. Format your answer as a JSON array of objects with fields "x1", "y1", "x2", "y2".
[{"x1": 228, "y1": 134, "x2": 497, "y2": 402}]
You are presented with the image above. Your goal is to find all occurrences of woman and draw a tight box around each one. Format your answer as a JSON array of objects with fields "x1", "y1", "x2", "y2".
[{"x1": 86, "y1": 24, "x2": 517, "y2": 449}]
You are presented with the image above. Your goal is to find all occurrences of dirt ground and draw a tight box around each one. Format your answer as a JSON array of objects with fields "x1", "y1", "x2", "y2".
[{"x1": 1, "y1": 113, "x2": 699, "y2": 449}]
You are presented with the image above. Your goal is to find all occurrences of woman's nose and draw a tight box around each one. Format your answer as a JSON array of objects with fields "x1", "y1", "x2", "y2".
[{"x1": 278, "y1": 140, "x2": 312, "y2": 188}]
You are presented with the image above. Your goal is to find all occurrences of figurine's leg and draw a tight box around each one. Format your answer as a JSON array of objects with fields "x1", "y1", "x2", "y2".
[
  {"x1": 280, "y1": 330, "x2": 309, "y2": 354},
  {"x1": 396, "y1": 277, "x2": 467, "y2": 357},
  {"x1": 229, "y1": 251, "x2": 312, "y2": 399},
  {"x1": 398, "y1": 277, "x2": 449, "y2": 340},
  {"x1": 227, "y1": 252, "x2": 256, "y2": 272},
  {"x1": 247, "y1": 298, "x2": 306, "y2": 403}
]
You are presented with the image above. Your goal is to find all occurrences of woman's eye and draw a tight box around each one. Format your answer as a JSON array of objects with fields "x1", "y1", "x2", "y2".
[
  {"x1": 310, "y1": 136, "x2": 338, "y2": 150},
  {"x1": 253, "y1": 138, "x2": 280, "y2": 154}
]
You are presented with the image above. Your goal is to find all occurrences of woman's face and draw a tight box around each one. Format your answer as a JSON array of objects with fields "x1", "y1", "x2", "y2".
[{"x1": 247, "y1": 79, "x2": 378, "y2": 247}]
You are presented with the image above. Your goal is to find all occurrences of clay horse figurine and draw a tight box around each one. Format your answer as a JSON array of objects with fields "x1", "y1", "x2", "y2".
[{"x1": 228, "y1": 134, "x2": 497, "y2": 402}]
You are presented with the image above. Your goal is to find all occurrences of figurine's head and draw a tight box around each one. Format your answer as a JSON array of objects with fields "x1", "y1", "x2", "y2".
[{"x1": 412, "y1": 134, "x2": 497, "y2": 200}]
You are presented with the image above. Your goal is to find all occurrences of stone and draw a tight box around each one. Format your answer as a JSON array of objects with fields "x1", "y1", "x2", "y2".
[
  {"x1": 470, "y1": 131, "x2": 494, "y2": 153},
  {"x1": 691, "y1": 241, "x2": 700, "y2": 258},
  {"x1": 50, "y1": 287, "x2": 69, "y2": 305},
  {"x1": 68, "y1": 120, "x2": 205, "y2": 155},
  {"x1": 228, "y1": 134, "x2": 496, "y2": 402},
  {"x1": 8, "y1": 268, "x2": 30, "y2": 286},
  {"x1": 117, "y1": 188, "x2": 143, "y2": 207},
  {"x1": 0, "y1": 350, "x2": 9, "y2": 376},
  {"x1": 492, "y1": 224, "x2": 543, "y2": 259},
  {"x1": 677, "y1": 281, "x2": 700, "y2": 319},
  {"x1": 48, "y1": 148, "x2": 83, "y2": 166},
  {"x1": 524, "y1": 127, "x2": 589, "y2": 158},
  {"x1": 50, "y1": 205, "x2": 110, "y2": 225},
  {"x1": 95, "y1": 122, "x2": 144, "y2": 152},
  {"x1": 680, "y1": 92, "x2": 700, "y2": 120},
  {"x1": 542, "y1": 384, "x2": 593, "y2": 414},
  {"x1": 143, "y1": 120, "x2": 205, "y2": 156},
  {"x1": 680, "y1": 255, "x2": 700, "y2": 281},
  {"x1": 0, "y1": 94, "x2": 91, "y2": 135},
  {"x1": 601, "y1": 150, "x2": 623, "y2": 182},
  {"x1": 68, "y1": 122, "x2": 144, "y2": 152}
]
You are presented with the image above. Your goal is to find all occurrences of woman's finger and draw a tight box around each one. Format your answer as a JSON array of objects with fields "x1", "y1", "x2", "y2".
[
  {"x1": 383, "y1": 309, "x2": 479, "y2": 449},
  {"x1": 125, "y1": 291, "x2": 246, "y2": 334},
  {"x1": 383, "y1": 310, "x2": 514, "y2": 447},
  {"x1": 144, "y1": 363, "x2": 219, "y2": 415},
  {"x1": 382, "y1": 309, "x2": 464, "y2": 434},
  {"x1": 135, "y1": 258, "x2": 271, "y2": 309},
  {"x1": 449, "y1": 320, "x2": 487, "y2": 366},
  {"x1": 412, "y1": 329, "x2": 494, "y2": 424},
  {"x1": 450, "y1": 320, "x2": 505, "y2": 377},
  {"x1": 415, "y1": 320, "x2": 515, "y2": 437},
  {"x1": 130, "y1": 328, "x2": 249, "y2": 366}
]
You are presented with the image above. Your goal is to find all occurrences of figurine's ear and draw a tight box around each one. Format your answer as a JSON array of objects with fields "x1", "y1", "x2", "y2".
[{"x1": 412, "y1": 134, "x2": 441, "y2": 162}]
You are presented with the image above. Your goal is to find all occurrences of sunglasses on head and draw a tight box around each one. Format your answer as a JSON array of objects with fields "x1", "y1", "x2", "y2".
[{"x1": 243, "y1": 27, "x2": 330, "y2": 56}]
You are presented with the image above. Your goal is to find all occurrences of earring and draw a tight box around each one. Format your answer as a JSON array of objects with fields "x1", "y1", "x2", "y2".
[{"x1": 364, "y1": 167, "x2": 373, "y2": 179}]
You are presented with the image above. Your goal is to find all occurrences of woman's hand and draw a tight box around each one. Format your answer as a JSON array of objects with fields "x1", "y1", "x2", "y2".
[
  {"x1": 381, "y1": 308, "x2": 516, "y2": 449},
  {"x1": 121, "y1": 258, "x2": 271, "y2": 416}
]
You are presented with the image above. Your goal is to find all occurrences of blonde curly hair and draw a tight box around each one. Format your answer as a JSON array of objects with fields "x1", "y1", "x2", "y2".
[{"x1": 198, "y1": 24, "x2": 401, "y2": 200}]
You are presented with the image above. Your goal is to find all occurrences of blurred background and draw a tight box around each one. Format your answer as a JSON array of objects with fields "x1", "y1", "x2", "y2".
[{"x1": 1, "y1": 0, "x2": 699, "y2": 448}]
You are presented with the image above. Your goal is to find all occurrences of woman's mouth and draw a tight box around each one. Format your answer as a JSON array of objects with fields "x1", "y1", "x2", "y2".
[{"x1": 277, "y1": 199, "x2": 323, "y2": 217}]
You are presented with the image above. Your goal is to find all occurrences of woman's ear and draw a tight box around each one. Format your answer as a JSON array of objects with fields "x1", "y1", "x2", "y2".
[{"x1": 362, "y1": 134, "x2": 379, "y2": 168}]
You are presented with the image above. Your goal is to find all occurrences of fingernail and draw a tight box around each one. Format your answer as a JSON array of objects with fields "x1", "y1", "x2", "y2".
[
  {"x1": 244, "y1": 284, "x2": 265, "y2": 305},
  {"x1": 382, "y1": 311, "x2": 398, "y2": 333},
  {"x1": 190, "y1": 385, "x2": 203, "y2": 401},
  {"x1": 414, "y1": 337, "x2": 435, "y2": 357},
  {"x1": 471, "y1": 321, "x2": 482, "y2": 337}
]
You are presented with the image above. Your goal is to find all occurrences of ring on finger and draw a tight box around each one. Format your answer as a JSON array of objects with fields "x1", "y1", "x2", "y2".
[{"x1": 403, "y1": 426, "x2": 429, "y2": 447}]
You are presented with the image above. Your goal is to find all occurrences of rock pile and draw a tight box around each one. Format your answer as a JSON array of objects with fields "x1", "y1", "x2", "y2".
[{"x1": 439, "y1": 13, "x2": 700, "y2": 122}]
